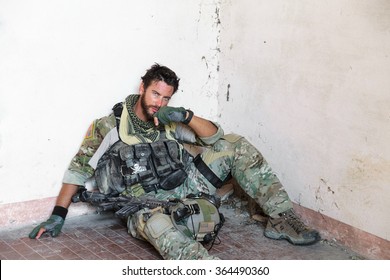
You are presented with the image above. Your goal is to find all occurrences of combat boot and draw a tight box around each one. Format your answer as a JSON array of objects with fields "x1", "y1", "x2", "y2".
[{"x1": 264, "y1": 209, "x2": 321, "y2": 245}]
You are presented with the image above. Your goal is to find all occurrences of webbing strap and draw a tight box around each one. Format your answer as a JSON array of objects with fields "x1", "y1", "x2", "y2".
[
  {"x1": 193, "y1": 155, "x2": 224, "y2": 189},
  {"x1": 112, "y1": 102, "x2": 123, "y2": 132}
]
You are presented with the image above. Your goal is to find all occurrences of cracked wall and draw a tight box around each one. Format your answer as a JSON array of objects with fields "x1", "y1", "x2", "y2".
[{"x1": 218, "y1": 0, "x2": 390, "y2": 241}]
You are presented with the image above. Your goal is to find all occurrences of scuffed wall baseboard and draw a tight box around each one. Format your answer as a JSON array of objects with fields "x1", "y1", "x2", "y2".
[
  {"x1": 294, "y1": 205, "x2": 390, "y2": 260},
  {"x1": 0, "y1": 197, "x2": 96, "y2": 229}
]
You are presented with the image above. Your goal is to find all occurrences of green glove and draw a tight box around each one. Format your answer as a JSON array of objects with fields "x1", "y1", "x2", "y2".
[
  {"x1": 154, "y1": 106, "x2": 187, "y2": 125},
  {"x1": 29, "y1": 214, "x2": 64, "y2": 238}
]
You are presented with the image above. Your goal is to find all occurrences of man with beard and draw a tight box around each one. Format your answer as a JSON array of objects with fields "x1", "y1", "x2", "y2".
[{"x1": 29, "y1": 64, "x2": 320, "y2": 260}]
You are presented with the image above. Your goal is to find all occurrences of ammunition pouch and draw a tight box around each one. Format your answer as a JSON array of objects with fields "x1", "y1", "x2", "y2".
[{"x1": 95, "y1": 140, "x2": 188, "y2": 195}]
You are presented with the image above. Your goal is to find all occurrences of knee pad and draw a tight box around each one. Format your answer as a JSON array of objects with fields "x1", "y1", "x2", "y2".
[
  {"x1": 145, "y1": 212, "x2": 175, "y2": 239},
  {"x1": 127, "y1": 209, "x2": 149, "y2": 240}
]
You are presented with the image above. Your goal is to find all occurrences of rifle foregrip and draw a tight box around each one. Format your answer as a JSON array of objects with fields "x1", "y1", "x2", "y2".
[
  {"x1": 97, "y1": 202, "x2": 116, "y2": 212},
  {"x1": 115, "y1": 204, "x2": 141, "y2": 219}
]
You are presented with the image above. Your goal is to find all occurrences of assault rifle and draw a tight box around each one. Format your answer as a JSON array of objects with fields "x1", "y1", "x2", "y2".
[{"x1": 71, "y1": 187, "x2": 179, "y2": 219}]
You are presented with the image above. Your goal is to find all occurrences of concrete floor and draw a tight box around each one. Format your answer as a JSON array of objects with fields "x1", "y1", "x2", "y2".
[{"x1": 0, "y1": 197, "x2": 364, "y2": 260}]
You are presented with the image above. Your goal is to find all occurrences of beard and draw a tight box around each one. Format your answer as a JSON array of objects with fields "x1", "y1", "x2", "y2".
[{"x1": 140, "y1": 94, "x2": 159, "y2": 121}]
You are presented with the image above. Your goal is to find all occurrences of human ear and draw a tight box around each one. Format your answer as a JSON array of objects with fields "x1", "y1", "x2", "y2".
[{"x1": 139, "y1": 83, "x2": 145, "y2": 94}]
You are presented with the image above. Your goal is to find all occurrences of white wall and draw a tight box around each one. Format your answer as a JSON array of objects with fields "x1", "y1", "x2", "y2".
[
  {"x1": 218, "y1": 0, "x2": 390, "y2": 240},
  {"x1": 0, "y1": 0, "x2": 220, "y2": 203}
]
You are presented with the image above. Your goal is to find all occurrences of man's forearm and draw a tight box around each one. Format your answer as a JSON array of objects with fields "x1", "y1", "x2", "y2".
[
  {"x1": 187, "y1": 114, "x2": 218, "y2": 138},
  {"x1": 29, "y1": 183, "x2": 78, "y2": 239},
  {"x1": 55, "y1": 183, "x2": 79, "y2": 209}
]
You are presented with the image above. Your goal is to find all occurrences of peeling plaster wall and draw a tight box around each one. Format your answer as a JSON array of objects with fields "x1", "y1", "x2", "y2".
[
  {"x1": 0, "y1": 0, "x2": 220, "y2": 204},
  {"x1": 218, "y1": 0, "x2": 390, "y2": 240}
]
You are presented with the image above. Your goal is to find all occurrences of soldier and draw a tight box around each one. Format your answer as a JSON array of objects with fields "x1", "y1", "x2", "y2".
[{"x1": 29, "y1": 63, "x2": 320, "y2": 260}]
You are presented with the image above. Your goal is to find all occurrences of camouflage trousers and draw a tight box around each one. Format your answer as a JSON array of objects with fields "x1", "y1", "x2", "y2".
[
  {"x1": 148, "y1": 134, "x2": 293, "y2": 217},
  {"x1": 128, "y1": 208, "x2": 219, "y2": 260},
  {"x1": 128, "y1": 134, "x2": 293, "y2": 260}
]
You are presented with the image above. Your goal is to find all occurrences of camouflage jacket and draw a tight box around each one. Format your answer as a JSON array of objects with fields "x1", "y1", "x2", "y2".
[{"x1": 62, "y1": 94, "x2": 224, "y2": 186}]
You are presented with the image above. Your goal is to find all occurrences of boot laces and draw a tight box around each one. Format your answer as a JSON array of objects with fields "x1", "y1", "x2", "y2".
[{"x1": 282, "y1": 210, "x2": 307, "y2": 234}]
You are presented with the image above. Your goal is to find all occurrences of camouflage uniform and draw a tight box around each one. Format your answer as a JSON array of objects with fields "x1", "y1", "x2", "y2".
[
  {"x1": 63, "y1": 94, "x2": 293, "y2": 260},
  {"x1": 63, "y1": 113, "x2": 116, "y2": 185}
]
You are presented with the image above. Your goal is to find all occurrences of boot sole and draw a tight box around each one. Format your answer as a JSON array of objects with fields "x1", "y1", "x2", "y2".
[{"x1": 264, "y1": 230, "x2": 321, "y2": 246}]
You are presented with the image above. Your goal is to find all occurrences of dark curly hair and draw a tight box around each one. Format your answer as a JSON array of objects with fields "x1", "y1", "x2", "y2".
[{"x1": 141, "y1": 63, "x2": 180, "y2": 93}]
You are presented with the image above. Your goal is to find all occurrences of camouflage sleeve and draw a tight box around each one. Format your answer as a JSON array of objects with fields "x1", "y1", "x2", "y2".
[
  {"x1": 173, "y1": 121, "x2": 224, "y2": 146},
  {"x1": 198, "y1": 121, "x2": 224, "y2": 145},
  {"x1": 62, "y1": 113, "x2": 116, "y2": 186}
]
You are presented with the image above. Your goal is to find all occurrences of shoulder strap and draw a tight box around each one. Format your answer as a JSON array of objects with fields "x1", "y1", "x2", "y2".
[{"x1": 112, "y1": 102, "x2": 123, "y2": 131}]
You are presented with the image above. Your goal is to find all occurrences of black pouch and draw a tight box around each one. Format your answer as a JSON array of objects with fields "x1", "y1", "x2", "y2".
[
  {"x1": 95, "y1": 141, "x2": 126, "y2": 195},
  {"x1": 150, "y1": 140, "x2": 187, "y2": 190},
  {"x1": 159, "y1": 169, "x2": 187, "y2": 190}
]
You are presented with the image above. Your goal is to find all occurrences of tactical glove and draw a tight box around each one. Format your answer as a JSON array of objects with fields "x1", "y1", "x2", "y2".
[
  {"x1": 154, "y1": 106, "x2": 187, "y2": 125},
  {"x1": 29, "y1": 214, "x2": 65, "y2": 238}
]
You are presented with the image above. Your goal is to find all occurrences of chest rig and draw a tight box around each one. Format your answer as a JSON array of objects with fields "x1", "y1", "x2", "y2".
[{"x1": 95, "y1": 140, "x2": 190, "y2": 196}]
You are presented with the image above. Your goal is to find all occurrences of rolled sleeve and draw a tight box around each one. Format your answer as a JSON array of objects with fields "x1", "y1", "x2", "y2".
[
  {"x1": 62, "y1": 113, "x2": 116, "y2": 186},
  {"x1": 62, "y1": 170, "x2": 90, "y2": 186},
  {"x1": 198, "y1": 122, "x2": 224, "y2": 145}
]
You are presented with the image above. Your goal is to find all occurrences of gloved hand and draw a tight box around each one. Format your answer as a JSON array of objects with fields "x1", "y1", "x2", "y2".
[
  {"x1": 154, "y1": 106, "x2": 187, "y2": 125},
  {"x1": 29, "y1": 214, "x2": 65, "y2": 239}
]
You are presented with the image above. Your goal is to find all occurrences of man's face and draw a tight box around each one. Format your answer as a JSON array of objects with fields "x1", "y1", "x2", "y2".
[{"x1": 139, "y1": 80, "x2": 174, "y2": 121}]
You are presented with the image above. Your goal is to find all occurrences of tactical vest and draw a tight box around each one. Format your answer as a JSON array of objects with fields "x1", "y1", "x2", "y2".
[{"x1": 95, "y1": 140, "x2": 191, "y2": 195}]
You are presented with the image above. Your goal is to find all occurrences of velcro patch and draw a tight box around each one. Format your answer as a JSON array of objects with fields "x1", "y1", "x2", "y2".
[
  {"x1": 84, "y1": 123, "x2": 94, "y2": 139},
  {"x1": 198, "y1": 221, "x2": 215, "y2": 233}
]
